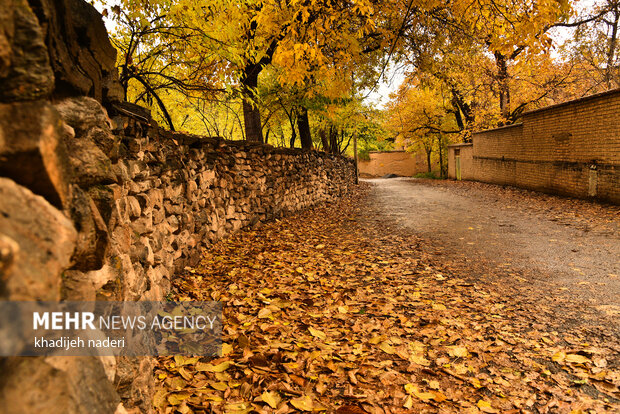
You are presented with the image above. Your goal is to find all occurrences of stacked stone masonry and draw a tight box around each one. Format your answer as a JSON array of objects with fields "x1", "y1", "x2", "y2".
[
  {"x1": 0, "y1": 0, "x2": 355, "y2": 412},
  {"x1": 448, "y1": 89, "x2": 620, "y2": 204}
]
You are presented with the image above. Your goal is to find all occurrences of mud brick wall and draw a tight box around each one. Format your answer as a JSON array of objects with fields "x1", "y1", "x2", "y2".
[
  {"x1": 447, "y1": 143, "x2": 474, "y2": 180},
  {"x1": 358, "y1": 150, "x2": 435, "y2": 177},
  {"x1": 469, "y1": 124, "x2": 523, "y2": 187},
  {"x1": 448, "y1": 89, "x2": 620, "y2": 204},
  {"x1": 0, "y1": 0, "x2": 355, "y2": 412}
]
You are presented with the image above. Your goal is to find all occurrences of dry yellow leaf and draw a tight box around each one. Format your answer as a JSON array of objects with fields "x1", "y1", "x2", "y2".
[
  {"x1": 414, "y1": 390, "x2": 436, "y2": 401},
  {"x1": 427, "y1": 380, "x2": 440, "y2": 390},
  {"x1": 379, "y1": 341, "x2": 396, "y2": 354},
  {"x1": 308, "y1": 327, "x2": 326, "y2": 340},
  {"x1": 368, "y1": 335, "x2": 383, "y2": 345},
  {"x1": 432, "y1": 391, "x2": 447, "y2": 402},
  {"x1": 153, "y1": 389, "x2": 167, "y2": 408},
  {"x1": 477, "y1": 400, "x2": 499, "y2": 413},
  {"x1": 470, "y1": 378, "x2": 482, "y2": 389},
  {"x1": 410, "y1": 353, "x2": 431, "y2": 366},
  {"x1": 290, "y1": 395, "x2": 314, "y2": 411},
  {"x1": 261, "y1": 391, "x2": 281, "y2": 409},
  {"x1": 208, "y1": 381, "x2": 228, "y2": 391},
  {"x1": 222, "y1": 343, "x2": 233, "y2": 356},
  {"x1": 178, "y1": 367, "x2": 193, "y2": 381},
  {"x1": 224, "y1": 402, "x2": 252, "y2": 414},
  {"x1": 552, "y1": 351, "x2": 566, "y2": 362},
  {"x1": 403, "y1": 394, "x2": 413, "y2": 409},
  {"x1": 566, "y1": 354, "x2": 590, "y2": 364},
  {"x1": 404, "y1": 384, "x2": 435, "y2": 401},
  {"x1": 258, "y1": 308, "x2": 272, "y2": 318},
  {"x1": 170, "y1": 377, "x2": 186, "y2": 390},
  {"x1": 196, "y1": 361, "x2": 231, "y2": 372},
  {"x1": 447, "y1": 346, "x2": 469, "y2": 358},
  {"x1": 167, "y1": 392, "x2": 190, "y2": 406}
]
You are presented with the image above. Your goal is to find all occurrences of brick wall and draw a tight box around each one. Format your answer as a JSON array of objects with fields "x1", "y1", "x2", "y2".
[
  {"x1": 447, "y1": 143, "x2": 474, "y2": 180},
  {"x1": 448, "y1": 89, "x2": 620, "y2": 204}
]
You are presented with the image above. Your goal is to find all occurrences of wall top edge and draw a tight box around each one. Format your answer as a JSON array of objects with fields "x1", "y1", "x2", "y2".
[
  {"x1": 474, "y1": 123, "x2": 524, "y2": 135},
  {"x1": 522, "y1": 87, "x2": 620, "y2": 117},
  {"x1": 367, "y1": 150, "x2": 409, "y2": 154}
]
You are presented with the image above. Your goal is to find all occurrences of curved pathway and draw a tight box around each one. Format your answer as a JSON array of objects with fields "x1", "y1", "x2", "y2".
[{"x1": 364, "y1": 178, "x2": 620, "y2": 341}]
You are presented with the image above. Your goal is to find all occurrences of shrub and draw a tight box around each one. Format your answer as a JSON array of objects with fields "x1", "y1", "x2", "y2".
[
  {"x1": 412, "y1": 171, "x2": 441, "y2": 179},
  {"x1": 358, "y1": 148, "x2": 371, "y2": 161}
]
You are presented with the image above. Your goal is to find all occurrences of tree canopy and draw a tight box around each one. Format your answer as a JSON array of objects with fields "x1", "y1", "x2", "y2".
[{"x1": 99, "y1": 0, "x2": 619, "y2": 158}]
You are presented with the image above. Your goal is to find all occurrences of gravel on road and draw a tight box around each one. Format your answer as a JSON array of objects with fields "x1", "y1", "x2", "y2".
[{"x1": 365, "y1": 177, "x2": 620, "y2": 342}]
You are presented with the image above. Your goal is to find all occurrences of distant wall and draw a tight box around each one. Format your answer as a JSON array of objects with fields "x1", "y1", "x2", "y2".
[
  {"x1": 448, "y1": 89, "x2": 620, "y2": 204},
  {"x1": 359, "y1": 150, "x2": 432, "y2": 177}
]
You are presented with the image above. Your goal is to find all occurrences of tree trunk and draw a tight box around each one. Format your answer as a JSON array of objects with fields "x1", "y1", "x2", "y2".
[
  {"x1": 437, "y1": 135, "x2": 444, "y2": 178},
  {"x1": 426, "y1": 147, "x2": 432, "y2": 172},
  {"x1": 451, "y1": 94, "x2": 465, "y2": 130},
  {"x1": 288, "y1": 108, "x2": 297, "y2": 148},
  {"x1": 329, "y1": 126, "x2": 339, "y2": 154},
  {"x1": 353, "y1": 134, "x2": 359, "y2": 184},
  {"x1": 297, "y1": 107, "x2": 313, "y2": 149},
  {"x1": 241, "y1": 68, "x2": 263, "y2": 142},
  {"x1": 605, "y1": 5, "x2": 619, "y2": 88},
  {"x1": 494, "y1": 51, "x2": 511, "y2": 121},
  {"x1": 449, "y1": 88, "x2": 474, "y2": 141},
  {"x1": 319, "y1": 128, "x2": 329, "y2": 152}
]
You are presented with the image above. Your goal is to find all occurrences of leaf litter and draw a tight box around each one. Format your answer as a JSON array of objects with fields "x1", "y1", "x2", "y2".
[{"x1": 154, "y1": 184, "x2": 620, "y2": 413}]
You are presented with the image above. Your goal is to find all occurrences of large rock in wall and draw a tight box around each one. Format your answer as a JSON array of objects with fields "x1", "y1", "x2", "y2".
[
  {"x1": 0, "y1": 100, "x2": 73, "y2": 208},
  {"x1": 0, "y1": 0, "x2": 55, "y2": 101},
  {"x1": 0, "y1": 0, "x2": 355, "y2": 411},
  {"x1": 0, "y1": 356, "x2": 120, "y2": 413},
  {"x1": 0, "y1": 178, "x2": 77, "y2": 300},
  {"x1": 29, "y1": 0, "x2": 124, "y2": 103}
]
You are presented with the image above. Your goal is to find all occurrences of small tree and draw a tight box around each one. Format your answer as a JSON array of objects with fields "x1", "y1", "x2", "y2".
[{"x1": 386, "y1": 85, "x2": 458, "y2": 176}]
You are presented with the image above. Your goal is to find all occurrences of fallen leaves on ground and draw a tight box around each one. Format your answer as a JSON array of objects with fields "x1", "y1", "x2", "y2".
[{"x1": 154, "y1": 185, "x2": 620, "y2": 413}]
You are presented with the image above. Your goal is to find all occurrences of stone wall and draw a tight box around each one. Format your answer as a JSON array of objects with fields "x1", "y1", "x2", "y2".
[
  {"x1": 447, "y1": 89, "x2": 620, "y2": 204},
  {"x1": 0, "y1": 0, "x2": 355, "y2": 412}
]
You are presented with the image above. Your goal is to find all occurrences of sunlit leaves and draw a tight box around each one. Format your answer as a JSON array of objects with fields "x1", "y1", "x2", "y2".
[
  {"x1": 152, "y1": 185, "x2": 620, "y2": 413},
  {"x1": 195, "y1": 361, "x2": 231, "y2": 372}
]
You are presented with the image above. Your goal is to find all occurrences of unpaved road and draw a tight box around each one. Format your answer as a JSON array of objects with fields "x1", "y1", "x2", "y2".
[{"x1": 365, "y1": 178, "x2": 620, "y2": 339}]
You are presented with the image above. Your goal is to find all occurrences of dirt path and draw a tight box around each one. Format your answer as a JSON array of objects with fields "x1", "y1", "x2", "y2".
[{"x1": 365, "y1": 177, "x2": 620, "y2": 340}]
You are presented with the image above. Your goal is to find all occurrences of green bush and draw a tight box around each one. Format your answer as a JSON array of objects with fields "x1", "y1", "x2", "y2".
[
  {"x1": 358, "y1": 148, "x2": 371, "y2": 161},
  {"x1": 412, "y1": 171, "x2": 441, "y2": 179}
]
